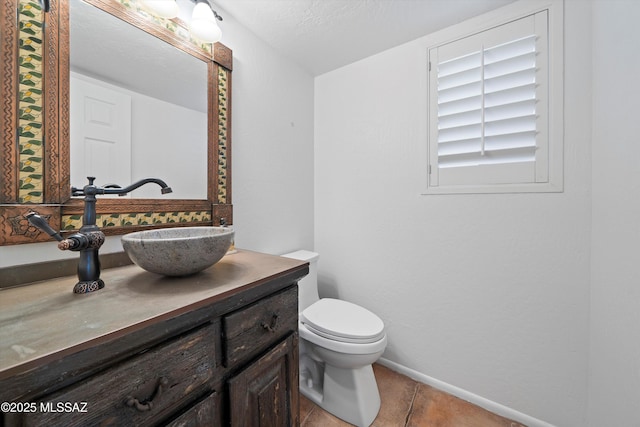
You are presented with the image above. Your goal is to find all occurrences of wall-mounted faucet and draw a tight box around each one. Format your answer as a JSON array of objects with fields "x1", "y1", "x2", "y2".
[{"x1": 26, "y1": 177, "x2": 172, "y2": 294}]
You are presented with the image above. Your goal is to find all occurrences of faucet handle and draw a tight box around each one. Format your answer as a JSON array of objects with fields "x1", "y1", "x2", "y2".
[
  {"x1": 25, "y1": 212, "x2": 63, "y2": 242},
  {"x1": 58, "y1": 238, "x2": 80, "y2": 251}
]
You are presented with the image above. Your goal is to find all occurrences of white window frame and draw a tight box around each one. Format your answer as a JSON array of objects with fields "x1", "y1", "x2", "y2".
[{"x1": 424, "y1": 0, "x2": 563, "y2": 194}]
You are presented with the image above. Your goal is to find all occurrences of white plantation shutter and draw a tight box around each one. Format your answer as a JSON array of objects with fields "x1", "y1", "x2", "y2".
[{"x1": 428, "y1": 11, "x2": 550, "y2": 189}]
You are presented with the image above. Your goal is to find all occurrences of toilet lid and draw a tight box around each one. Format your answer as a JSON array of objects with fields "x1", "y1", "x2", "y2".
[{"x1": 301, "y1": 299, "x2": 385, "y2": 344}]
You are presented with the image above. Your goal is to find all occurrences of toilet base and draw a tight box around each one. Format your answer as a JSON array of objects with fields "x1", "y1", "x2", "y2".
[{"x1": 301, "y1": 363, "x2": 381, "y2": 427}]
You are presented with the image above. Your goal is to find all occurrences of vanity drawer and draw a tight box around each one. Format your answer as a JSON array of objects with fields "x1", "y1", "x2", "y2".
[
  {"x1": 223, "y1": 286, "x2": 297, "y2": 366},
  {"x1": 164, "y1": 391, "x2": 220, "y2": 427},
  {"x1": 19, "y1": 323, "x2": 218, "y2": 427}
]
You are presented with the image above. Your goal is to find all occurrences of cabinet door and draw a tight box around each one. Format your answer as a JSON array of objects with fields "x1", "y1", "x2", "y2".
[{"x1": 228, "y1": 334, "x2": 299, "y2": 427}]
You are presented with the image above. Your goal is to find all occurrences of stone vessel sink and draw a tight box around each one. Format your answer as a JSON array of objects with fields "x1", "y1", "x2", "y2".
[{"x1": 121, "y1": 226, "x2": 235, "y2": 276}]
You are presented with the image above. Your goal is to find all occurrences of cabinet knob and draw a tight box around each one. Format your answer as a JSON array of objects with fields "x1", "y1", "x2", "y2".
[{"x1": 261, "y1": 314, "x2": 279, "y2": 333}]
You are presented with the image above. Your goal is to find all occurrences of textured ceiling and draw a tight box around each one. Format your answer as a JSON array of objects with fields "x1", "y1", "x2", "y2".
[
  {"x1": 71, "y1": 0, "x2": 519, "y2": 106},
  {"x1": 213, "y1": 0, "x2": 518, "y2": 76}
]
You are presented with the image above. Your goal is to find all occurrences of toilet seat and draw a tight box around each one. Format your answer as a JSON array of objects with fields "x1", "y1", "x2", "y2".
[
  {"x1": 301, "y1": 298, "x2": 385, "y2": 344},
  {"x1": 299, "y1": 321, "x2": 387, "y2": 355}
]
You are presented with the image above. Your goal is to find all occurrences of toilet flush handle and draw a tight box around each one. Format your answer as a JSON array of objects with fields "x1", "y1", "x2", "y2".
[{"x1": 261, "y1": 314, "x2": 279, "y2": 333}]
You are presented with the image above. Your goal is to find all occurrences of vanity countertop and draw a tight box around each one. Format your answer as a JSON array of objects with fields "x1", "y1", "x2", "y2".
[{"x1": 0, "y1": 249, "x2": 307, "y2": 380}]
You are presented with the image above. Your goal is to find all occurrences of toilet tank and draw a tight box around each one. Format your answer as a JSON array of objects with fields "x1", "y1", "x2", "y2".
[{"x1": 281, "y1": 250, "x2": 320, "y2": 312}]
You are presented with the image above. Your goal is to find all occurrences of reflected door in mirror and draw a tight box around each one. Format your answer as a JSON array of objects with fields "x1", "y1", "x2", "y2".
[{"x1": 70, "y1": 73, "x2": 132, "y2": 192}]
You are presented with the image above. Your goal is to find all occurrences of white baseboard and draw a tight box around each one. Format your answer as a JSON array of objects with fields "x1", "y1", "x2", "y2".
[{"x1": 377, "y1": 358, "x2": 556, "y2": 427}]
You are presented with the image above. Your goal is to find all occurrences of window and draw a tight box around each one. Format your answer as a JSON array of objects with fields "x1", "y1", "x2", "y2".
[{"x1": 426, "y1": 6, "x2": 563, "y2": 194}]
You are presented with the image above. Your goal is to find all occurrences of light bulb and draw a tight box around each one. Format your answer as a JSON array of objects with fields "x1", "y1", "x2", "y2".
[
  {"x1": 190, "y1": 2, "x2": 222, "y2": 43},
  {"x1": 140, "y1": 0, "x2": 179, "y2": 19}
]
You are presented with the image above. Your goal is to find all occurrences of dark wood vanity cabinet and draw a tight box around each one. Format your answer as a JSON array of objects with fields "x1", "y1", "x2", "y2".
[{"x1": 0, "y1": 250, "x2": 307, "y2": 427}]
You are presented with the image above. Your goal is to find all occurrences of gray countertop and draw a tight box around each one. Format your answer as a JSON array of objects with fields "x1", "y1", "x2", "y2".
[{"x1": 0, "y1": 249, "x2": 306, "y2": 379}]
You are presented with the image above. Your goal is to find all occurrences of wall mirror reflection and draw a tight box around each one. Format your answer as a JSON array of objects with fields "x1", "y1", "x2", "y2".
[
  {"x1": 69, "y1": 0, "x2": 208, "y2": 199},
  {"x1": 0, "y1": 0, "x2": 232, "y2": 247}
]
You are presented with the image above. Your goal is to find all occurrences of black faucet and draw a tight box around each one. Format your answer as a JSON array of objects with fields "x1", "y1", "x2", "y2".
[{"x1": 26, "y1": 177, "x2": 172, "y2": 294}]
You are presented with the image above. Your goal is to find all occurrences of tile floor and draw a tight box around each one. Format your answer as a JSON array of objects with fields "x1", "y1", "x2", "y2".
[{"x1": 300, "y1": 364, "x2": 526, "y2": 427}]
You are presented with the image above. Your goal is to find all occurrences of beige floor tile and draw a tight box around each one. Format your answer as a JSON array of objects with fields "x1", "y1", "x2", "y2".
[
  {"x1": 406, "y1": 383, "x2": 526, "y2": 427},
  {"x1": 300, "y1": 395, "x2": 352, "y2": 426},
  {"x1": 300, "y1": 363, "x2": 526, "y2": 427},
  {"x1": 371, "y1": 364, "x2": 418, "y2": 426},
  {"x1": 300, "y1": 393, "x2": 317, "y2": 425}
]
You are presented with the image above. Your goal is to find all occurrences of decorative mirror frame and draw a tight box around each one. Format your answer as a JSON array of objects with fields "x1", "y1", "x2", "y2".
[{"x1": 0, "y1": 0, "x2": 232, "y2": 246}]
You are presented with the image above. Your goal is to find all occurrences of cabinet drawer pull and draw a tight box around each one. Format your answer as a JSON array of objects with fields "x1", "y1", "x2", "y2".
[
  {"x1": 261, "y1": 314, "x2": 279, "y2": 333},
  {"x1": 126, "y1": 376, "x2": 169, "y2": 412}
]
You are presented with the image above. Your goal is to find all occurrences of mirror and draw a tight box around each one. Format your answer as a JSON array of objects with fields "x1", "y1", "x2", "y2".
[
  {"x1": 69, "y1": 0, "x2": 208, "y2": 199},
  {"x1": 0, "y1": 0, "x2": 233, "y2": 246}
]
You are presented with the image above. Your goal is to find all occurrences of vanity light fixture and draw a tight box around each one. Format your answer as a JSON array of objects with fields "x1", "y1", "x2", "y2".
[
  {"x1": 140, "y1": 0, "x2": 223, "y2": 43},
  {"x1": 189, "y1": 0, "x2": 222, "y2": 43}
]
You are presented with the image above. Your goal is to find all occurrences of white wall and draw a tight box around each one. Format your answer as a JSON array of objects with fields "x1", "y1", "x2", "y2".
[
  {"x1": 217, "y1": 6, "x2": 315, "y2": 254},
  {"x1": 588, "y1": 1, "x2": 640, "y2": 425},
  {"x1": 0, "y1": 6, "x2": 315, "y2": 268},
  {"x1": 314, "y1": 1, "x2": 591, "y2": 425}
]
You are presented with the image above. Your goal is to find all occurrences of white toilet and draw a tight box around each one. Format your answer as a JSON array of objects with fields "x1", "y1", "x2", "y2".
[{"x1": 281, "y1": 250, "x2": 387, "y2": 427}]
